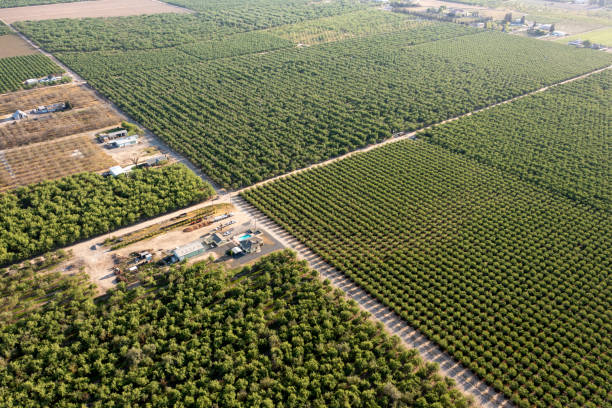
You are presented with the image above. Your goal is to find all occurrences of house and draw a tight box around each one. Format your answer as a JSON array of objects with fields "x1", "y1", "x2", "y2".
[
  {"x1": 568, "y1": 40, "x2": 583, "y2": 46},
  {"x1": 24, "y1": 79, "x2": 38, "y2": 86},
  {"x1": 143, "y1": 155, "x2": 167, "y2": 167},
  {"x1": 39, "y1": 75, "x2": 62, "y2": 84},
  {"x1": 11, "y1": 110, "x2": 28, "y2": 121},
  {"x1": 551, "y1": 31, "x2": 566, "y2": 37},
  {"x1": 204, "y1": 232, "x2": 226, "y2": 247},
  {"x1": 239, "y1": 237, "x2": 263, "y2": 254},
  {"x1": 110, "y1": 135, "x2": 138, "y2": 148},
  {"x1": 448, "y1": 8, "x2": 468, "y2": 17},
  {"x1": 172, "y1": 241, "x2": 205, "y2": 262}
]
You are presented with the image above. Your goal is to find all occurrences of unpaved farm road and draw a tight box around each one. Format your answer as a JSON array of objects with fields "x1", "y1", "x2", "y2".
[
  {"x1": 8, "y1": 22, "x2": 611, "y2": 405},
  {"x1": 233, "y1": 197, "x2": 512, "y2": 408}
]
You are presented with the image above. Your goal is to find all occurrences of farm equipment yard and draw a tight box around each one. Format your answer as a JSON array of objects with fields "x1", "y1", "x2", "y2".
[{"x1": 70, "y1": 196, "x2": 282, "y2": 292}]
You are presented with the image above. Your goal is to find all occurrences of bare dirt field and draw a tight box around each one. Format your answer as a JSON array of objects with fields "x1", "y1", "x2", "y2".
[
  {"x1": 0, "y1": 34, "x2": 37, "y2": 58},
  {"x1": 0, "y1": 0, "x2": 191, "y2": 24},
  {"x1": 0, "y1": 83, "x2": 98, "y2": 115},
  {"x1": 0, "y1": 103, "x2": 121, "y2": 149},
  {"x1": 0, "y1": 133, "x2": 116, "y2": 189}
]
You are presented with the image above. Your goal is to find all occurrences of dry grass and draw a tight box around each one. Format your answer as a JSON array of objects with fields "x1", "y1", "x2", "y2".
[
  {"x1": 0, "y1": 104, "x2": 121, "y2": 149},
  {"x1": 0, "y1": 0, "x2": 191, "y2": 24},
  {"x1": 0, "y1": 34, "x2": 37, "y2": 58},
  {"x1": 0, "y1": 83, "x2": 99, "y2": 116},
  {"x1": 0, "y1": 134, "x2": 116, "y2": 189}
]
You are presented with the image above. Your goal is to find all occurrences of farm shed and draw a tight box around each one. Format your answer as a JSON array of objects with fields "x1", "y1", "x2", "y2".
[
  {"x1": 172, "y1": 241, "x2": 205, "y2": 261},
  {"x1": 11, "y1": 110, "x2": 28, "y2": 120},
  {"x1": 109, "y1": 165, "x2": 125, "y2": 177},
  {"x1": 111, "y1": 135, "x2": 138, "y2": 148}
]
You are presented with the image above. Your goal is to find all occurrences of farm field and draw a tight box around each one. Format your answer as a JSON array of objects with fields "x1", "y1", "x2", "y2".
[
  {"x1": 0, "y1": 0, "x2": 190, "y2": 24},
  {"x1": 0, "y1": 164, "x2": 214, "y2": 266},
  {"x1": 424, "y1": 69, "x2": 612, "y2": 211},
  {"x1": 0, "y1": 54, "x2": 62, "y2": 94},
  {"x1": 166, "y1": 0, "x2": 367, "y2": 27},
  {"x1": 242, "y1": 140, "x2": 611, "y2": 408},
  {"x1": 0, "y1": 135, "x2": 117, "y2": 190},
  {"x1": 14, "y1": 13, "x2": 252, "y2": 52},
  {"x1": 0, "y1": 251, "x2": 471, "y2": 407},
  {"x1": 0, "y1": 0, "x2": 81, "y2": 8},
  {"x1": 268, "y1": 8, "x2": 444, "y2": 45},
  {"x1": 0, "y1": 104, "x2": 120, "y2": 149},
  {"x1": 0, "y1": 83, "x2": 98, "y2": 115},
  {"x1": 556, "y1": 27, "x2": 612, "y2": 47},
  {"x1": 0, "y1": 34, "x2": 37, "y2": 58},
  {"x1": 48, "y1": 28, "x2": 612, "y2": 188}
]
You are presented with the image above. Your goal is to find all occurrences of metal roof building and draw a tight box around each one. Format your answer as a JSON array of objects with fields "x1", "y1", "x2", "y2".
[{"x1": 172, "y1": 241, "x2": 205, "y2": 262}]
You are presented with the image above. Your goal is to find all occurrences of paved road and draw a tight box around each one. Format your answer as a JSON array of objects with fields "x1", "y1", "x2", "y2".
[{"x1": 234, "y1": 197, "x2": 513, "y2": 408}]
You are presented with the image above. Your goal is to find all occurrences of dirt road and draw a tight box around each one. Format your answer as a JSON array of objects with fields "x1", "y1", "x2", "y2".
[{"x1": 233, "y1": 197, "x2": 513, "y2": 408}]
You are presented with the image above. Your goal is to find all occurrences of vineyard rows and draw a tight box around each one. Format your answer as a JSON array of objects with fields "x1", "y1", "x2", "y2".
[
  {"x1": 423, "y1": 69, "x2": 612, "y2": 212},
  {"x1": 50, "y1": 29, "x2": 612, "y2": 188},
  {"x1": 0, "y1": 164, "x2": 214, "y2": 266},
  {"x1": 243, "y1": 141, "x2": 611, "y2": 408},
  {"x1": 0, "y1": 54, "x2": 62, "y2": 94}
]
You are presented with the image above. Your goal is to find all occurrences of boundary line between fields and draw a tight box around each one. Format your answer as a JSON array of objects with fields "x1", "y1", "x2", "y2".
[
  {"x1": 234, "y1": 196, "x2": 513, "y2": 408},
  {"x1": 238, "y1": 63, "x2": 612, "y2": 193}
]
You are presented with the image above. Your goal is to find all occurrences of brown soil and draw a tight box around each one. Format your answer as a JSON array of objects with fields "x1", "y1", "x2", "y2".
[
  {"x1": 0, "y1": 133, "x2": 116, "y2": 189},
  {"x1": 0, "y1": 0, "x2": 191, "y2": 24},
  {"x1": 0, "y1": 83, "x2": 98, "y2": 116},
  {"x1": 0, "y1": 34, "x2": 37, "y2": 58},
  {"x1": 0, "y1": 103, "x2": 121, "y2": 149}
]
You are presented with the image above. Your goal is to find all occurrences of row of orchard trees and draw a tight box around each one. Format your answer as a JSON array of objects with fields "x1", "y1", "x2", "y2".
[
  {"x1": 423, "y1": 69, "x2": 612, "y2": 211},
  {"x1": 28, "y1": 25, "x2": 611, "y2": 188},
  {"x1": 243, "y1": 141, "x2": 611, "y2": 408},
  {"x1": 0, "y1": 251, "x2": 471, "y2": 407},
  {"x1": 0, "y1": 55, "x2": 62, "y2": 94},
  {"x1": 0, "y1": 164, "x2": 214, "y2": 266}
]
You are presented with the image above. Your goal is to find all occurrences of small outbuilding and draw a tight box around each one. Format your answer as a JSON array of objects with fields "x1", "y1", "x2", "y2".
[
  {"x1": 109, "y1": 166, "x2": 126, "y2": 177},
  {"x1": 12, "y1": 110, "x2": 28, "y2": 120},
  {"x1": 111, "y1": 135, "x2": 138, "y2": 148},
  {"x1": 11, "y1": 110, "x2": 28, "y2": 121},
  {"x1": 172, "y1": 241, "x2": 206, "y2": 261},
  {"x1": 230, "y1": 246, "x2": 244, "y2": 256}
]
